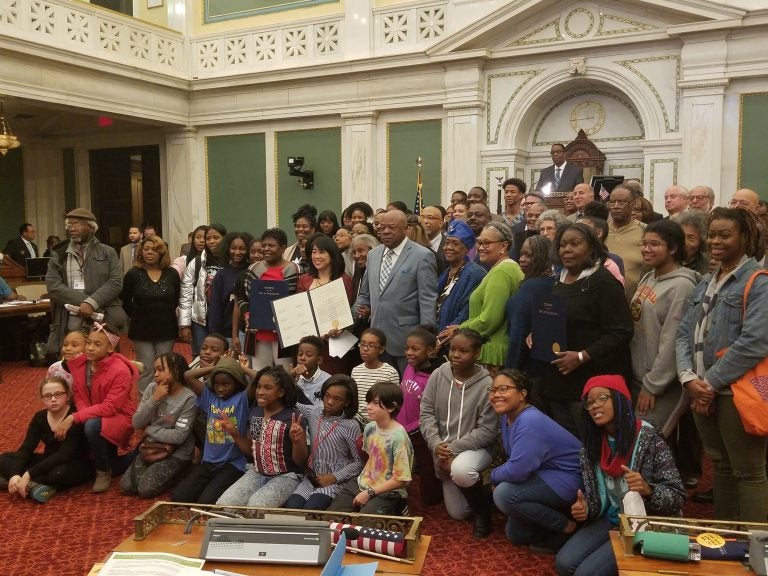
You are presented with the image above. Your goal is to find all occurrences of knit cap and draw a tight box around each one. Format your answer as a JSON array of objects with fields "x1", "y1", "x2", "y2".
[
  {"x1": 209, "y1": 357, "x2": 248, "y2": 390},
  {"x1": 581, "y1": 374, "x2": 631, "y2": 401}
]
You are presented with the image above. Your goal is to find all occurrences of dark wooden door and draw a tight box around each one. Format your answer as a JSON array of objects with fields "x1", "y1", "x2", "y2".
[{"x1": 90, "y1": 145, "x2": 161, "y2": 252}]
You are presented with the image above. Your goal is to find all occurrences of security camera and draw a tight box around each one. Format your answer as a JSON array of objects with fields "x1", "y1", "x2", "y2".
[
  {"x1": 287, "y1": 156, "x2": 314, "y2": 189},
  {"x1": 287, "y1": 156, "x2": 304, "y2": 171}
]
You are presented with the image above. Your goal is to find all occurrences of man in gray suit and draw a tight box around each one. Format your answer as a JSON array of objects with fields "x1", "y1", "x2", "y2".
[
  {"x1": 535, "y1": 143, "x2": 584, "y2": 194},
  {"x1": 354, "y1": 209, "x2": 437, "y2": 372}
]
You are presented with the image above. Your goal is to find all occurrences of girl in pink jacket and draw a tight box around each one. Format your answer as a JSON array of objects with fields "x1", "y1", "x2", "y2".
[{"x1": 55, "y1": 322, "x2": 138, "y2": 493}]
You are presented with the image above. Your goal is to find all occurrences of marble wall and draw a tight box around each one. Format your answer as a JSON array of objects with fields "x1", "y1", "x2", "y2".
[{"x1": 3, "y1": 0, "x2": 768, "y2": 251}]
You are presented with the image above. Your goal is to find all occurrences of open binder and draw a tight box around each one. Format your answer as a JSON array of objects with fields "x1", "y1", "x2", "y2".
[{"x1": 271, "y1": 278, "x2": 354, "y2": 348}]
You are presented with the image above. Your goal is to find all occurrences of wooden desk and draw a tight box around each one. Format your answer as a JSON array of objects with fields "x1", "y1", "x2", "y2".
[
  {"x1": 610, "y1": 531, "x2": 751, "y2": 576},
  {"x1": 0, "y1": 300, "x2": 51, "y2": 318},
  {"x1": 112, "y1": 523, "x2": 430, "y2": 576},
  {"x1": 0, "y1": 300, "x2": 51, "y2": 363}
]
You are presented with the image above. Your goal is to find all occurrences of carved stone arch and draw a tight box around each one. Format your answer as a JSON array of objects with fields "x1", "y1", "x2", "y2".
[{"x1": 498, "y1": 62, "x2": 664, "y2": 150}]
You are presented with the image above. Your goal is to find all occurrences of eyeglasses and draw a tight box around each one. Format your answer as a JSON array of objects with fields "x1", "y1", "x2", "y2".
[
  {"x1": 584, "y1": 394, "x2": 611, "y2": 411},
  {"x1": 641, "y1": 240, "x2": 665, "y2": 249},
  {"x1": 42, "y1": 391, "x2": 67, "y2": 400},
  {"x1": 487, "y1": 385, "x2": 518, "y2": 395},
  {"x1": 358, "y1": 342, "x2": 381, "y2": 350},
  {"x1": 476, "y1": 240, "x2": 505, "y2": 249},
  {"x1": 728, "y1": 200, "x2": 755, "y2": 208},
  {"x1": 689, "y1": 195, "x2": 710, "y2": 202},
  {"x1": 607, "y1": 200, "x2": 631, "y2": 207}
]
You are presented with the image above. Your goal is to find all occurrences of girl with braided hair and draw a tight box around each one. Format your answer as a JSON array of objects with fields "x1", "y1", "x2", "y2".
[{"x1": 676, "y1": 206, "x2": 768, "y2": 521}]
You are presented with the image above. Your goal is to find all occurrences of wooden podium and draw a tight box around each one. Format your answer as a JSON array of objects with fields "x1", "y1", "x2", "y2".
[{"x1": 0, "y1": 255, "x2": 26, "y2": 289}]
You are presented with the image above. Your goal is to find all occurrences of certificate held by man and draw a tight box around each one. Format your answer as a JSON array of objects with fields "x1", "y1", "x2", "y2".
[
  {"x1": 272, "y1": 278, "x2": 355, "y2": 348},
  {"x1": 249, "y1": 279, "x2": 289, "y2": 331},
  {"x1": 530, "y1": 293, "x2": 567, "y2": 363}
]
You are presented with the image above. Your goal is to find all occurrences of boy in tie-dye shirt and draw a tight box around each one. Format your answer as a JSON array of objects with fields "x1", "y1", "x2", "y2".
[{"x1": 329, "y1": 381, "x2": 413, "y2": 515}]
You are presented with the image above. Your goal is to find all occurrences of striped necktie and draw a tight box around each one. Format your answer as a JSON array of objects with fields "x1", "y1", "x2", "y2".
[
  {"x1": 554, "y1": 167, "x2": 561, "y2": 189},
  {"x1": 379, "y1": 249, "x2": 394, "y2": 293}
]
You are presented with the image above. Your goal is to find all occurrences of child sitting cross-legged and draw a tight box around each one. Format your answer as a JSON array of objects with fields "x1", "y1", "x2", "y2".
[
  {"x1": 171, "y1": 357, "x2": 252, "y2": 504},
  {"x1": 328, "y1": 381, "x2": 414, "y2": 515},
  {"x1": 216, "y1": 366, "x2": 308, "y2": 508},
  {"x1": 0, "y1": 376, "x2": 93, "y2": 503},
  {"x1": 284, "y1": 374, "x2": 364, "y2": 510},
  {"x1": 120, "y1": 352, "x2": 197, "y2": 498}
]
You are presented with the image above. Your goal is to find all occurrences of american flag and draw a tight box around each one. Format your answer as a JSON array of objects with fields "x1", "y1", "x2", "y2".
[
  {"x1": 599, "y1": 185, "x2": 610, "y2": 201},
  {"x1": 413, "y1": 156, "x2": 424, "y2": 215},
  {"x1": 330, "y1": 522, "x2": 406, "y2": 558}
]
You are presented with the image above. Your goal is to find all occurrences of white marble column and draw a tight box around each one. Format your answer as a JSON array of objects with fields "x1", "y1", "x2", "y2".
[
  {"x1": 642, "y1": 140, "x2": 683, "y2": 212},
  {"x1": 22, "y1": 140, "x2": 67, "y2": 241},
  {"x1": 678, "y1": 79, "x2": 728, "y2": 203},
  {"x1": 443, "y1": 64, "x2": 485, "y2": 202},
  {"x1": 164, "y1": 127, "x2": 202, "y2": 255},
  {"x1": 344, "y1": 0, "x2": 373, "y2": 60},
  {"x1": 341, "y1": 111, "x2": 379, "y2": 209}
]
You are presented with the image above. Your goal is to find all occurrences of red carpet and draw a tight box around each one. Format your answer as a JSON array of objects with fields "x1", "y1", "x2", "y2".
[{"x1": 0, "y1": 352, "x2": 712, "y2": 576}]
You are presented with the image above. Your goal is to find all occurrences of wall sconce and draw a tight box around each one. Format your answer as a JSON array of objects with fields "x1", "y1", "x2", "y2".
[
  {"x1": 0, "y1": 101, "x2": 21, "y2": 156},
  {"x1": 287, "y1": 156, "x2": 314, "y2": 189}
]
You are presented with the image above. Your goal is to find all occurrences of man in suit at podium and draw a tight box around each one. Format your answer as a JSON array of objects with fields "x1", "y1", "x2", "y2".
[
  {"x1": 4, "y1": 222, "x2": 38, "y2": 266},
  {"x1": 354, "y1": 209, "x2": 437, "y2": 372},
  {"x1": 535, "y1": 143, "x2": 583, "y2": 194}
]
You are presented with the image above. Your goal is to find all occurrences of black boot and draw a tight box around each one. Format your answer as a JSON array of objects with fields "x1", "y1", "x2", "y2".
[{"x1": 459, "y1": 482, "x2": 492, "y2": 539}]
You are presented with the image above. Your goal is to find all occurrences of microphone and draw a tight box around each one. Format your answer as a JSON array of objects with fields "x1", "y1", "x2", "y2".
[{"x1": 185, "y1": 508, "x2": 244, "y2": 534}]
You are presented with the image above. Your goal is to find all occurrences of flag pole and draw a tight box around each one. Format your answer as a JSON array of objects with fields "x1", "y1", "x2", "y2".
[{"x1": 414, "y1": 156, "x2": 423, "y2": 215}]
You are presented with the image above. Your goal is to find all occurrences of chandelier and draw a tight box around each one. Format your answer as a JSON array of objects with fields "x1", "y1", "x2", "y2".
[{"x1": 0, "y1": 101, "x2": 21, "y2": 156}]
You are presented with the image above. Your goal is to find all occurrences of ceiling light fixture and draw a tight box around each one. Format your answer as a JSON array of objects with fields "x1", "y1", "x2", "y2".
[{"x1": 0, "y1": 101, "x2": 21, "y2": 156}]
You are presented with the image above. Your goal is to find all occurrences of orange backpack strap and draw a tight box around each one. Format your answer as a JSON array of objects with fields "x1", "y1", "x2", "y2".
[{"x1": 742, "y1": 269, "x2": 768, "y2": 316}]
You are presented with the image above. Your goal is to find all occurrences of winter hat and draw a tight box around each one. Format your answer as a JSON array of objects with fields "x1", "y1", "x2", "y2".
[
  {"x1": 209, "y1": 357, "x2": 248, "y2": 390},
  {"x1": 581, "y1": 374, "x2": 631, "y2": 401},
  {"x1": 446, "y1": 219, "x2": 476, "y2": 250}
]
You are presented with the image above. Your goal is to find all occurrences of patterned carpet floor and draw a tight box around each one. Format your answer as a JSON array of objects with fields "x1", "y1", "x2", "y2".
[{"x1": 0, "y1": 350, "x2": 713, "y2": 576}]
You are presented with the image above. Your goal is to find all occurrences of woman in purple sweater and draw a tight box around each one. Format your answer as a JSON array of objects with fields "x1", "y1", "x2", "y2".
[{"x1": 490, "y1": 369, "x2": 583, "y2": 553}]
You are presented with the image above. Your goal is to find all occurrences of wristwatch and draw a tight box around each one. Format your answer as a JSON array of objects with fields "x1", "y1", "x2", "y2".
[{"x1": 366, "y1": 487, "x2": 376, "y2": 498}]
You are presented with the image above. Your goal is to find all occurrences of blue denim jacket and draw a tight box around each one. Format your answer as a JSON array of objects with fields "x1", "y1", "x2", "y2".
[{"x1": 676, "y1": 258, "x2": 768, "y2": 391}]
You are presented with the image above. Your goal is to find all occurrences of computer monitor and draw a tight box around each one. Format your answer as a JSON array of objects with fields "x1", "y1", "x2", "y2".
[
  {"x1": 589, "y1": 175, "x2": 625, "y2": 201},
  {"x1": 25, "y1": 257, "x2": 50, "y2": 280}
]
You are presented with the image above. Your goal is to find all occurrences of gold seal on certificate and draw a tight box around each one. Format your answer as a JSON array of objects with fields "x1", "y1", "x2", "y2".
[
  {"x1": 552, "y1": 342, "x2": 561, "y2": 355},
  {"x1": 332, "y1": 319, "x2": 339, "y2": 330}
]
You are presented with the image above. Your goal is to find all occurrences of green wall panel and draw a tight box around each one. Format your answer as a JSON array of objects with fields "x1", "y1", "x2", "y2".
[
  {"x1": 387, "y1": 120, "x2": 442, "y2": 210},
  {"x1": 0, "y1": 148, "x2": 25, "y2": 245},
  {"x1": 205, "y1": 0, "x2": 338, "y2": 23},
  {"x1": 276, "y1": 128, "x2": 342, "y2": 236},
  {"x1": 739, "y1": 93, "x2": 768, "y2": 199},
  {"x1": 207, "y1": 134, "x2": 267, "y2": 236}
]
